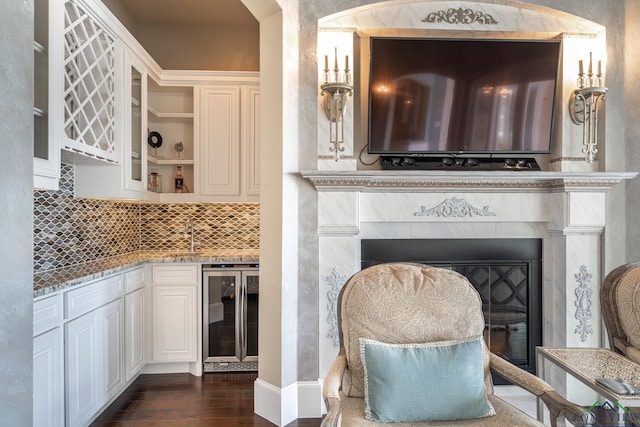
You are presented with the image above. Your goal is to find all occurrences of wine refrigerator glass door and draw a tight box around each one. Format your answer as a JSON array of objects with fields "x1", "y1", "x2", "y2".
[{"x1": 203, "y1": 268, "x2": 259, "y2": 364}]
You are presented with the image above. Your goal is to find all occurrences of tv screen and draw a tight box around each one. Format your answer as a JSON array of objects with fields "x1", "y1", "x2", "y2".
[{"x1": 368, "y1": 38, "x2": 561, "y2": 155}]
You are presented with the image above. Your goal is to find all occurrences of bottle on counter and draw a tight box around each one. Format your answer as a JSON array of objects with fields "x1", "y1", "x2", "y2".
[{"x1": 174, "y1": 166, "x2": 185, "y2": 193}]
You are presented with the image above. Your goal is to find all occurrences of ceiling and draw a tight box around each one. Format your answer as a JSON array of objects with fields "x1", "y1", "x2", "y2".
[{"x1": 119, "y1": 0, "x2": 257, "y2": 26}]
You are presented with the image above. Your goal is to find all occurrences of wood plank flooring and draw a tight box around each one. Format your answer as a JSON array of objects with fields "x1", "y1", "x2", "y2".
[{"x1": 91, "y1": 373, "x2": 322, "y2": 427}]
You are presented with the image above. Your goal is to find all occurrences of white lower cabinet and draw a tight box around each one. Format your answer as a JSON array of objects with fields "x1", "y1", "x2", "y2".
[
  {"x1": 65, "y1": 307, "x2": 102, "y2": 427},
  {"x1": 35, "y1": 263, "x2": 200, "y2": 425},
  {"x1": 152, "y1": 286, "x2": 197, "y2": 362},
  {"x1": 65, "y1": 298, "x2": 123, "y2": 427},
  {"x1": 33, "y1": 327, "x2": 64, "y2": 427},
  {"x1": 150, "y1": 264, "x2": 199, "y2": 363},
  {"x1": 124, "y1": 288, "x2": 145, "y2": 379},
  {"x1": 102, "y1": 299, "x2": 124, "y2": 402}
]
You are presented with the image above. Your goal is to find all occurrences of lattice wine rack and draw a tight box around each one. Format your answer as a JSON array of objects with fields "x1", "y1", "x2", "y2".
[{"x1": 63, "y1": 0, "x2": 117, "y2": 163}]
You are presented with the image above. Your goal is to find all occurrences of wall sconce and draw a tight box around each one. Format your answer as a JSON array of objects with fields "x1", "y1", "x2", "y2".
[
  {"x1": 569, "y1": 52, "x2": 607, "y2": 163},
  {"x1": 321, "y1": 48, "x2": 353, "y2": 161}
]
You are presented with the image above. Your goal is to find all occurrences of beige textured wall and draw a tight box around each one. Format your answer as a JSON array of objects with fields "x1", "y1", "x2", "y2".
[
  {"x1": 101, "y1": 0, "x2": 140, "y2": 37},
  {"x1": 139, "y1": 23, "x2": 259, "y2": 71}
]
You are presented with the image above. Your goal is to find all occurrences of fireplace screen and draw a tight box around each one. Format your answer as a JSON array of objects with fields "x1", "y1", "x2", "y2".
[{"x1": 361, "y1": 238, "x2": 542, "y2": 380}]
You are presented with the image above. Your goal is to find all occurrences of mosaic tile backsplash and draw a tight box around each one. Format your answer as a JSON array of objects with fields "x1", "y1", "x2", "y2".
[{"x1": 33, "y1": 164, "x2": 260, "y2": 273}]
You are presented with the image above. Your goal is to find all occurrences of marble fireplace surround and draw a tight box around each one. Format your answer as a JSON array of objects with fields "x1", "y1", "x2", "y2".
[{"x1": 302, "y1": 170, "x2": 636, "y2": 402}]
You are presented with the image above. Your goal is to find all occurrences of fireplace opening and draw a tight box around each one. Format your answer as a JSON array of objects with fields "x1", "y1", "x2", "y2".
[{"x1": 361, "y1": 238, "x2": 542, "y2": 383}]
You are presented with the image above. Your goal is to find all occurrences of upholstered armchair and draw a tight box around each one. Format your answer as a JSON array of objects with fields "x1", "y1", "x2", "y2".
[
  {"x1": 601, "y1": 261, "x2": 640, "y2": 363},
  {"x1": 322, "y1": 263, "x2": 590, "y2": 427}
]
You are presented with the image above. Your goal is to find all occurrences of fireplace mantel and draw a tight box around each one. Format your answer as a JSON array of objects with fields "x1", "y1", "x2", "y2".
[
  {"x1": 311, "y1": 168, "x2": 637, "y2": 403},
  {"x1": 302, "y1": 171, "x2": 637, "y2": 192}
]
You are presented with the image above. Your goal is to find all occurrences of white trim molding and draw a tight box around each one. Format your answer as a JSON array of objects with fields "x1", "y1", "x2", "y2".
[{"x1": 254, "y1": 379, "x2": 324, "y2": 424}]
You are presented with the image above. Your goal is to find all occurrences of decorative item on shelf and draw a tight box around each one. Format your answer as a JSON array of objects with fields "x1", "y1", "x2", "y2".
[
  {"x1": 174, "y1": 165, "x2": 187, "y2": 193},
  {"x1": 148, "y1": 170, "x2": 162, "y2": 193},
  {"x1": 148, "y1": 130, "x2": 163, "y2": 158},
  {"x1": 569, "y1": 52, "x2": 607, "y2": 163},
  {"x1": 174, "y1": 141, "x2": 184, "y2": 159},
  {"x1": 320, "y1": 47, "x2": 353, "y2": 161}
]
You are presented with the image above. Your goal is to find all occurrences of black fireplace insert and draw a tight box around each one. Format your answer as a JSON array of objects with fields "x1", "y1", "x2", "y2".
[{"x1": 361, "y1": 238, "x2": 542, "y2": 383}]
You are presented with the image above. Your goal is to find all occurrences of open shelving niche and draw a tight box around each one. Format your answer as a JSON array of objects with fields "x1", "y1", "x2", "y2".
[{"x1": 146, "y1": 78, "x2": 195, "y2": 196}]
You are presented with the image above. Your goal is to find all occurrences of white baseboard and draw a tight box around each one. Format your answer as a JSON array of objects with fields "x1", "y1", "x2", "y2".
[
  {"x1": 254, "y1": 379, "x2": 324, "y2": 425},
  {"x1": 140, "y1": 362, "x2": 192, "y2": 374},
  {"x1": 297, "y1": 380, "x2": 324, "y2": 418}
]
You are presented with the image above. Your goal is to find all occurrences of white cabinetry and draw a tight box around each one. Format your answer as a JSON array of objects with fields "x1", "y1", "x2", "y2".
[
  {"x1": 124, "y1": 267, "x2": 146, "y2": 380},
  {"x1": 64, "y1": 275, "x2": 124, "y2": 427},
  {"x1": 198, "y1": 86, "x2": 240, "y2": 196},
  {"x1": 123, "y1": 53, "x2": 147, "y2": 193},
  {"x1": 33, "y1": 295, "x2": 64, "y2": 427},
  {"x1": 198, "y1": 84, "x2": 260, "y2": 200},
  {"x1": 245, "y1": 85, "x2": 261, "y2": 197},
  {"x1": 65, "y1": 307, "x2": 102, "y2": 427},
  {"x1": 33, "y1": 0, "x2": 62, "y2": 190},
  {"x1": 152, "y1": 287, "x2": 197, "y2": 361},
  {"x1": 61, "y1": 0, "x2": 119, "y2": 163},
  {"x1": 102, "y1": 299, "x2": 124, "y2": 402},
  {"x1": 150, "y1": 265, "x2": 199, "y2": 363}
]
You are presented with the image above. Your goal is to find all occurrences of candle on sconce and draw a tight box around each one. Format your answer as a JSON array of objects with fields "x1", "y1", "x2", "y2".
[
  {"x1": 324, "y1": 55, "x2": 328, "y2": 71},
  {"x1": 588, "y1": 52, "x2": 593, "y2": 75},
  {"x1": 598, "y1": 60, "x2": 602, "y2": 75},
  {"x1": 345, "y1": 55, "x2": 349, "y2": 71},
  {"x1": 334, "y1": 47, "x2": 338, "y2": 71},
  {"x1": 578, "y1": 60, "x2": 583, "y2": 75}
]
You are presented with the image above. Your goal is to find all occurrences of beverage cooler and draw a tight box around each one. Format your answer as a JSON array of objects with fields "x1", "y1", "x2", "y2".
[{"x1": 202, "y1": 264, "x2": 259, "y2": 371}]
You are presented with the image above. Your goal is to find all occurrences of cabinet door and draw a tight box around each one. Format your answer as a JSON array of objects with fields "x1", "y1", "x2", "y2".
[
  {"x1": 65, "y1": 309, "x2": 102, "y2": 427},
  {"x1": 33, "y1": 0, "x2": 63, "y2": 190},
  {"x1": 245, "y1": 85, "x2": 260, "y2": 196},
  {"x1": 61, "y1": 0, "x2": 118, "y2": 163},
  {"x1": 34, "y1": 328, "x2": 64, "y2": 427},
  {"x1": 125, "y1": 288, "x2": 145, "y2": 380},
  {"x1": 124, "y1": 54, "x2": 147, "y2": 192},
  {"x1": 66, "y1": 299, "x2": 123, "y2": 427},
  {"x1": 152, "y1": 286, "x2": 197, "y2": 362},
  {"x1": 102, "y1": 299, "x2": 124, "y2": 402},
  {"x1": 199, "y1": 86, "x2": 241, "y2": 196}
]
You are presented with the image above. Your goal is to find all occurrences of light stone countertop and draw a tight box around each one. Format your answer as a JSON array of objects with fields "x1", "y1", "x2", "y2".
[{"x1": 33, "y1": 250, "x2": 260, "y2": 298}]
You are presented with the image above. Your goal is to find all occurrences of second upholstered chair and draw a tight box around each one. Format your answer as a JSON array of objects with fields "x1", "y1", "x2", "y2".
[{"x1": 600, "y1": 261, "x2": 640, "y2": 363}]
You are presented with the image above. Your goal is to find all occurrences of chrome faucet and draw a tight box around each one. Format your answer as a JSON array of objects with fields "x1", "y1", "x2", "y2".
[{"x1": 185, "y1": 219, "x2": 201, "y2": 253}]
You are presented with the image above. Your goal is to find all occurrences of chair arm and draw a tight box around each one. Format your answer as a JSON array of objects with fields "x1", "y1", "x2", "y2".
[
  {"x1": 321, "y1": 354, "x2": 347, "y2": 427},
  {"x1": 489, "y1": 353, "x2": 593, "y2": 427}
]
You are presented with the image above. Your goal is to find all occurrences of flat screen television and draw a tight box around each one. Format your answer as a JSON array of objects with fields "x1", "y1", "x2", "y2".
[{"x1": 368, "y1": 37, "x2": 561, "y2": 156}]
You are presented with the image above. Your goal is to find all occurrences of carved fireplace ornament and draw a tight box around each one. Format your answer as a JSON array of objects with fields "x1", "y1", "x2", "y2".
[
  {"x1": 421, "y1": 7, "x2": 498, "y2": 25},
  {"x1": 414, "y1": 197, "x2": 496, "y2": 218}
]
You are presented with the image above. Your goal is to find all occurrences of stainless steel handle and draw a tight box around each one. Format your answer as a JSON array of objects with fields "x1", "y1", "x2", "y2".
[{"x1": 239, "y1": 278, "x2": 248, "y2": 361}]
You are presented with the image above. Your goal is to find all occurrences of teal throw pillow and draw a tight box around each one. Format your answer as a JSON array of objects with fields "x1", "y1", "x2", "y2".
[{"x1": 359, "y1": 336, "x2": 495, "y2": 422}]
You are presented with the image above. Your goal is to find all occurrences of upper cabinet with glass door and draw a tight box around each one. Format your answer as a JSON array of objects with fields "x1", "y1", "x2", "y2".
[
  {"x1": 124, "y1": 54, "x2": 147, "y2": 192},
  {"x1": 33, "y1": 0, "x2": 63, "y2": 190}
]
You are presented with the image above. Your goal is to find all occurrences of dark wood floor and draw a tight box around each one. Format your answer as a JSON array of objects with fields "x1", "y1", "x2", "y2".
[{"x1": 91, "y1": 373, "x2": 323, "y2": 427}]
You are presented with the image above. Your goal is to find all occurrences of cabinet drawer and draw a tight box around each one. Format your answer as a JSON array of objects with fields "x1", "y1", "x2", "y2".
[
  {"x1": 33, "y1": 294, "x2": 62, "y2": 336},
  {"x1": 124, "y1": 267, "x2": 145, "y2": 293},
  {"x1": 152, "y1": 265, "x2": 198, "y2": 285},
  {"x1": 65, "y1": 274, "x2": 123, "y2": 320}
]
